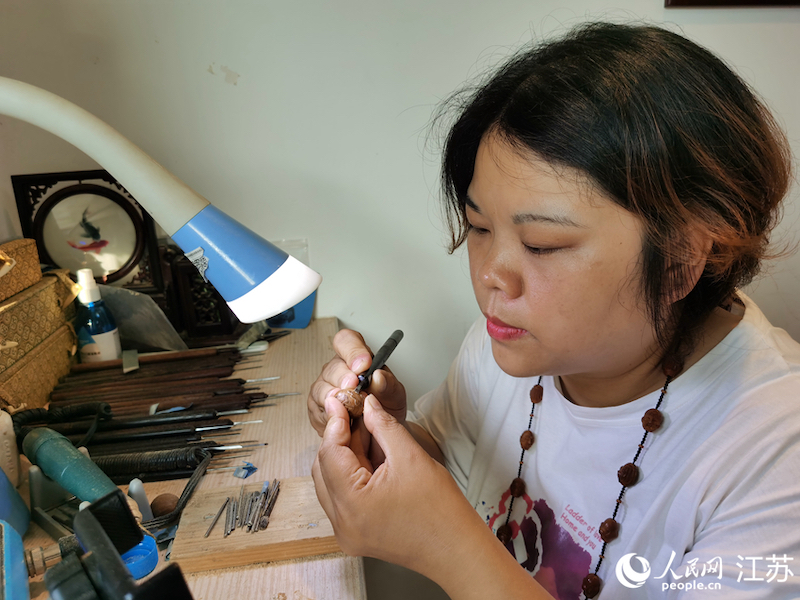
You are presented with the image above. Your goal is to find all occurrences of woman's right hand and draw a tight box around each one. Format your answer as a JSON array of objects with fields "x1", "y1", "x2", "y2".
[
  {"x1": 312, "y1": 394, "x2": 550, "y2": 600},
  {"x1": 307, "y1": 329, "x2": 407, "y2": 437}
]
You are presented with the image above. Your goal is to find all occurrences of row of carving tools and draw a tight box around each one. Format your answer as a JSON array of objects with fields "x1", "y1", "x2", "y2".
[
  {"x1": 51, "y1": 345, "x2": 285, "y2": 416},
  {"x1": 14, "y1": 343, "x2": 292, "y2": 484}
]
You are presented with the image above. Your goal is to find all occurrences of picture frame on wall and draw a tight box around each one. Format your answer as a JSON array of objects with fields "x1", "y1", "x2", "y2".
[
  {"x1": 11, "y1": 169, "x2": 163, "y2": 291},
  {"x1": 666, "y1": 0, "x2": 800, "y2": 6},
  {"x1": 11, "y1": 169, "x2": 245, "y2": 345}
]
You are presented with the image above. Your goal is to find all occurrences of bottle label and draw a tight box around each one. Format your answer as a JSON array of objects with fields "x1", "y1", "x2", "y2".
[{"x1": 78, "y1": 328, "x2": 122, "y2": 362}]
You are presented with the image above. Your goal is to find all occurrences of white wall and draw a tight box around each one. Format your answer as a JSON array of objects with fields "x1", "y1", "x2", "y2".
[{"x1": 0, "y1": 1, "x2": 798, "y2": 404}]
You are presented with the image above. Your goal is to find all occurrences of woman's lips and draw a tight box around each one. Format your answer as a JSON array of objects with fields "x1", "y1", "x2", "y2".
[{"x1": 486, "y1": 316, "x2": 528, "y2": 341}]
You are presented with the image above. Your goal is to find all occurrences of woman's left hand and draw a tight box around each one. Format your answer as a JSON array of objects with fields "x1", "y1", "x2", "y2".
[{"x1": 312, "y1": 393, "x2": 470, "y2": 578}]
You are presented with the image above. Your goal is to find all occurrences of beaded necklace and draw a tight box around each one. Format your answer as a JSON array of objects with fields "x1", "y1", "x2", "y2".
[{"x1": 496, "y1": 357, "x2": 682, "y2": 599}]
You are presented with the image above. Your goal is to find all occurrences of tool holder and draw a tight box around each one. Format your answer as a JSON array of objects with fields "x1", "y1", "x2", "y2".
[
  {"x1": 44, "y1": 489, "x2": 194, "y2": 600},
  {"x1": 28, "y1": 448, "x2": 91, "y2": 540}
]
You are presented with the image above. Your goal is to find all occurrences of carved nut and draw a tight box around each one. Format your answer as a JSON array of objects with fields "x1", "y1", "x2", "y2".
[
  {"x1": 496, "y1": 523, "x2": 512, "y2": 545},
  {"x1": 599, "y1": 517, "x2": 619, "y2": 542},
  {"x1": 617, "y1": 462, "x2": 640, "y2": 487},
  {"x1": 520, "y1": 430, "x2": 535, "y2": 450},
  {"x1": 335, "y1": 388, "x2": 368, "y2": 417},
  {"x1": 529, "y1": 384, "x2": 544, "y2": 404},
  {"x1": 642, "y1": 408, "x2": 664, "y2": 433},
  {"x1": 582, "y1": 574, "x2": 602, "y2": 598},
  {"x1": 510, "y1": 477, "x2": 526, "y2": 498},
  {"x1": 662, "y1": 355, "x2": 684, "y2": 378}
]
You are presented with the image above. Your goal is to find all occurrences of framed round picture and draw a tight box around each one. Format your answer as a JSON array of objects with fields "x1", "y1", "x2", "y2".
[{"x1": 32, "y1": 183, "x2": 146, "y2": 282}]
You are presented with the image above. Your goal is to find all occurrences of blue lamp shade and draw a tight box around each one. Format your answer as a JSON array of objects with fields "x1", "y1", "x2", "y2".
[
  {"x1": 0, "y1": 75, "x2": 322, "y2": 324},
  {"x1": 171, "y1": 205, "x2": 321, "y2": 323}
]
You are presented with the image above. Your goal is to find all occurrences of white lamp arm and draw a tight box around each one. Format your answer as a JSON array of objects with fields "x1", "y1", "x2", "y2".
[
  {"x1": 0, "y1": 75, "x2": 208, "y2": 235},
  {"x1": 0, "y1": 75, "x2": 323, "y2": 323}
]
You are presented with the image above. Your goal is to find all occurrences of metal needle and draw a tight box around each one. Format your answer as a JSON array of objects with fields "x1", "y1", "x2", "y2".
[
  {"x1": 205, "y1": 497, "x2": 229, "y2": 538},
  {"x1": 237, "y1": 482, "x2": 246, "y2": 524},
  {"x1": 224, "y1": 497, "x2": 233, "y2": 537}
]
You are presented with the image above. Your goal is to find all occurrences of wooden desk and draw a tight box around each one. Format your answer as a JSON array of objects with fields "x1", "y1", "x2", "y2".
[{"x1": 23, "y1": 317, "x2": 367, "y2": 600}]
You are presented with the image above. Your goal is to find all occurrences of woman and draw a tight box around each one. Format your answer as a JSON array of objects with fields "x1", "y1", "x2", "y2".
[{"x1": 308, "y1": 22, "x2": 800, "y2": 599}]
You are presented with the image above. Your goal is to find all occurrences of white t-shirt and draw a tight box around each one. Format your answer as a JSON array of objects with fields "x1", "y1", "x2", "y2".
[{"x1": 410, "y1": 294, "x2": 800, "y2": 599}]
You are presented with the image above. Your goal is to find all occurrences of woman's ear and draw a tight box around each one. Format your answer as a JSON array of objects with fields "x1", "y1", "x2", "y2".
[{"x1": 665, "y1": 227, "x2": 713, "y2": 304}]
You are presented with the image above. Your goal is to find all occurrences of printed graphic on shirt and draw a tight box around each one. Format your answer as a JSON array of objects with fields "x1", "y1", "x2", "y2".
[{"x1": 484, "y1": 489, "x2": 592, "y2": 600}]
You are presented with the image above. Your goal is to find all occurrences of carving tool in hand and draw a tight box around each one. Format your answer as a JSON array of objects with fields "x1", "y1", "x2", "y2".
[{"x1": 354, "y1": 330, "x2": 404, "y2": 393}]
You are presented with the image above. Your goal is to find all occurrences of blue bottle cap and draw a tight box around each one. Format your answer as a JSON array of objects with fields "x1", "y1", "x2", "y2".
[{"x1": 121, "y1": 534, "x2": 158, "y2": 579}]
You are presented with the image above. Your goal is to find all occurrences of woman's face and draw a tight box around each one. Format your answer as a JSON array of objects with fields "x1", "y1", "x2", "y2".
[{"x1": 467, "y1": 133, "x2": 659, "y2": 380}]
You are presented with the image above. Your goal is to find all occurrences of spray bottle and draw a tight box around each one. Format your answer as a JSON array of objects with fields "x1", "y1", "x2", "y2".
[{"x1": 75, "y1": 268, "x2": 122, "y2": 363}]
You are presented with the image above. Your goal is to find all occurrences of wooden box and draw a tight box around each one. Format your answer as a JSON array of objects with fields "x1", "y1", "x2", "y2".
[
  {"x1": 0, "y1": 271, "x2": 78, "y2": 375},
  {"x1": 0, "y1": 239, "x2": 42, "y2": 303},
  {"x1": 0, "y1": 324, "x2": 75, "y2": 410}
]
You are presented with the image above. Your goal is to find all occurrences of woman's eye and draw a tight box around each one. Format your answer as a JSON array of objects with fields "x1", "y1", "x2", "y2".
[
  {"x1": 524, "y1": 245, "x2": 559, "y2": 256},
  {"x1": 467, "y1": 223, "x2": 489, "y2": 235}
]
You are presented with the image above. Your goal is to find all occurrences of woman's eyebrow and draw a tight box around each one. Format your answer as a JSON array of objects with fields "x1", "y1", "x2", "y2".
[
  {"x1": 465, "y1": 194, "x2": 585, "y2": 228},
  {"x1": 511, "y1": 212, "x2": 586, "y2": 228},
  {"x1": 464, "y1": 195, "x2": 482, "y2": 214}
]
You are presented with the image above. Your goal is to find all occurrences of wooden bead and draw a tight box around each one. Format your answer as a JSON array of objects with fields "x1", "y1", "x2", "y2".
[
  {"x1": 642, "y1": 408, "x2": 664, "y2": 432},
  {"x1": 150, "y1": 493, "x2": 180, "y2": 518},
  {"x1": 520, "y1": 430, "x2": 535, "y2": 450},
  {"x1": 529, "y1": 384, "x2": 543, "y2": 404},
  {"x1": 496, "y1": 523, "x2": 512, "y2": 545},
  {"x1": 599, "y1": 517, "x2": 619, "y2": 542},
  {"x1": 510, "y1": 477, "x2": 526, "y2": 498},
  {"x1": 618, "y1": 462, "x2": 640, "y2": 487},
  {"x1": 582, "y1": 573, "x2": 602, "y2": 598},
  {"x1": 662, "y1": 355, "x2": 683, "y2": 378}
]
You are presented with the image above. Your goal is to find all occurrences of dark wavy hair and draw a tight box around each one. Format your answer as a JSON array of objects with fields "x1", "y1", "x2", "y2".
[{"x1": 439, "y1": 22, "x2": 792, "y2": 359}]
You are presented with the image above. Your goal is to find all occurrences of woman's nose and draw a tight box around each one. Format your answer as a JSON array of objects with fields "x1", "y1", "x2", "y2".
[{"x1": 476, "y1": 243, "x2": 523, "y2": 300}]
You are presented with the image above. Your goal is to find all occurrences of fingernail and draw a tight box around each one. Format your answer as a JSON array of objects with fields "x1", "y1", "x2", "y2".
[
  {"x1": 332, "y1": 416, "x2": 347, "y2": 434},
  {"x1": 366, "y1": 394, "x2": 380, "y2": 411},
  {"x1": 341, "y1": 373, "x2": 358, "y2": 389},
  {"x1": 371, "y1": 370, "x2": 385, "y2": 392},
  {"x1": 325, "y1": 396, "x2": 339, "y2": 413},
  {"x1": 352, "y1": 356, "x2": 368, "y2": 373}
]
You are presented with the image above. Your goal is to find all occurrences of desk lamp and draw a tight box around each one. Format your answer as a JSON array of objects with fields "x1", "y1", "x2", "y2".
[{"x1": 0, "y1": 76, "x2": 322, "y2": 323}]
